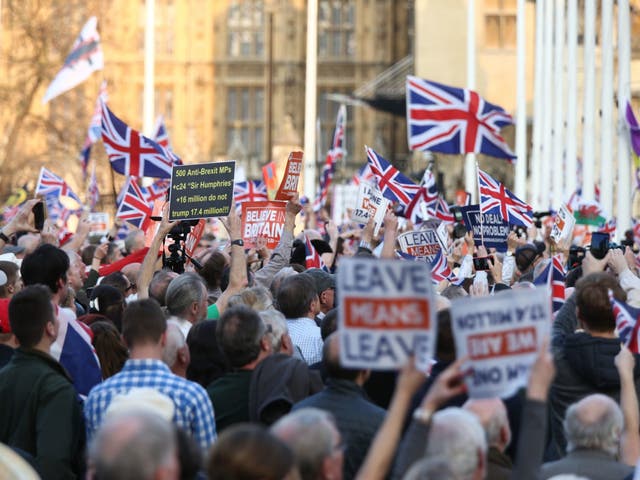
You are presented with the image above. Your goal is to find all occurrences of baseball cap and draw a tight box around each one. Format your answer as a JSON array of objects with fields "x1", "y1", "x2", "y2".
[{"x1": 305, "y1": 268, "x2": 336, "y2": 294}]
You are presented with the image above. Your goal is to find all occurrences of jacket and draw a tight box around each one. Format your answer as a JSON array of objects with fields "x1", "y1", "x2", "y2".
[
  {"x1": 0, "y1": 348, "x2": 86, "y2": 479},
  {"x1": 540, "y1": 449, "x2": 633, "y2": 479},
  {"x1": 293, "y1": 378, "x2": 386, "y2": 480}
]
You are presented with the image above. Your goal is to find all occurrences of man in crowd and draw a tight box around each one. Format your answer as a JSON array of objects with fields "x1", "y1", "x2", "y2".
[
  {"x1": 0, "y1": 285, "x2": 86, "y2": 479},
  {"x1": 84, "y1": 298, "x2": 217, "y2": 451},
  {"x1": 276, "y1": 274, "x2": 323, "y2": 364},
  {"x1": 162, "y1": 319, "x2": 190, "y2": 378},
  {"x1": 165, "y1": 272, "x2": 209, "y2": 338},
  {"x1": 293, "y1": 333, "x2": 385, "y2": 479},
  {"x1": 305, "y1": 268, "x2": 336, "y2": 324},
  {"x1": 207, "y1": 305, "x2": 273, "y2": 432}
]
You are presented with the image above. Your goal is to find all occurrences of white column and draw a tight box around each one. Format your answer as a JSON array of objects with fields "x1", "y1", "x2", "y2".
[
  {"x1": 465, "y1": 0, "x2": 477, "y2": 202},
  {"x1": 531, "y1": 0, "x2": 545, "y2": 209},
  {"x1": 541, "y1": 0, "x2": 554, "y2": 209},
  {"x1": 617, "y1": 0, "x2": 632, "y2": 236},
  {"x1": 565, "y1": 0, "x2": 578, "y2": 198},
  {"x1": 143, "y1": 0, "x2": 155, "y2": 136},
  {"x1": 514, "y1": 0, "x2": 528, "y2": 200},
  {"x1": 582, "y1": 0, "x2": 596, "y2": 201},
  {"x1": 599, "y1": 0, "x2": 614, "y2": 216},
  {"x1": 552, "y1": 0, "x2": 565, "y2": 207},
  {"x1": 303, "y1": 0, "x2": 318, "y2": 200}
]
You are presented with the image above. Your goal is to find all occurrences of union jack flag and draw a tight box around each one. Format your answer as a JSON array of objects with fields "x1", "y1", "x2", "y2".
[
  {"x1": 153, "y1": 115, "x2": 171, "y2": 149},
  {"x1": 610, "y1": 291, "x2": 640, "y2": 353},
  {"x1": 365, "y1": 146, "x2": 420, "y2": 207},
  {"x1": 115, "y1": 178, "x2": 153, "y2": 230},
  {"x1": 430, "y1": 250, "x2": 459, "y2": 284},
  {"x1": 406, "y1": 76, "x2": 516, "y2": 161},
  {"x1": 533, "y1": 255, "x2": 566, "y2": 313},
  {"x1": 234, "y1": 180, "x2": 268, "y2": 205},
  {"x1": 351, "y1": 163, "x2": 375, "y2": 186},
  {"x1": 314, "y1": 105, "x2": 347, "y2": 211},
  {"x1": 101, "y1": 101, "x2": 174, "y2": 178},
  {"x1": 597, "y1": 218, "x2": 617, "y2": 235},
  {"x1": 87, "y1": 165, "x2": 99, "y2": 212},
  {"x1": 478, "y1": 169, "x2": 533, "y2": 227},
  {"x1": 144, "y1": 178, "x2": 170, "y2": 203},
  {"x1": 431, "y1": 196, "x2": 455, "y2": 223},
  {"x1": 304, "y1": 236, "x2": 329, "y2": 272},
  {"x1": 36, "y1": 167, "x2": 82, "y2": 204}
]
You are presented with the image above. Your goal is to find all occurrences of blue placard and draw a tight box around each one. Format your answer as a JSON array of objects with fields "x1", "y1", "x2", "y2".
[{"x1": 459, "y1": 204, "x2": 509, "y2": 251}]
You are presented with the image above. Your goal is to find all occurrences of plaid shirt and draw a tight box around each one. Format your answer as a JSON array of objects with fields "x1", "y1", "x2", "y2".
[
  {"x1": 287, "y1": 317, "x2": 324, "y2": 364},
  {"x1": 84, "y1": 359, "x2": 216, "y2": 450}
]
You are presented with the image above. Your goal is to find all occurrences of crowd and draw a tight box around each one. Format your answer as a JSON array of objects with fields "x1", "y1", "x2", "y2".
[{"x1": 0, "y1": 193, "x2": 639, "y2": 480}]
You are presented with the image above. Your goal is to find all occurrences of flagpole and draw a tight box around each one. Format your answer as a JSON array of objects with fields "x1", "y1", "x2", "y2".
[
  {"x1": 303, "y1": 0, "x2": 318, "y2": 201},
  {"x1": 143, "y1": 0, "x2": 155, "y2": 136},
  {"x1": 514, "y1": 0, "x2": 527, "y2": 200},
  {"x1": 530, "y1": 0, "x2": 545, "y2": 209},
  {"x1": 617, "y1": 0, "x2": 632, "y2": 236},
  {"x1": 476, "y1": 161, "x2": 484, "y2": 246},
  {"x1": 581, "y1": 0, "x2": 596, "y2": 202},
  {"x1": 541, "y1": 0, "x2": 554, "y2": 210},
  {"x1": 599, "y1": 0, "x2": 614, "y2": 218},
  {"x1": 565, "y1": 0, "x2": 578, "y2": 199},
  {"x1": 465, "y1": 0, "x2": 477, "y2": 203}
]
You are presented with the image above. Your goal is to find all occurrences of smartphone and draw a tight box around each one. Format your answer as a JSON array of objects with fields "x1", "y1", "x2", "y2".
[
  {"x1": 473, "y1": 255, "x2": 493, "y2": 271},
  {"x1": 590, "y1": 232, "x2": 609, "y2": 260},
  {"x1": 32, "y1": 201, "x2": 46, "y2": 231}
]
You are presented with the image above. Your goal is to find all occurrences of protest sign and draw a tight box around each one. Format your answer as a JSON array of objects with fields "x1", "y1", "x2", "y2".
[
  {"x1": 397, "y1": 229, "x2": 441, "y2": 262},
  {"x1": 338, "y1": 257, "x2": 437, "y2": 370},
  {"x1": 88, "y1": 212, "x2": 109, "y2": 235},
  {"x1": 460, "y1": 204, "x2": 509, "y2": 251},
  {"x1": 184, "y1": 219, "x2": 206, "y2": 266},
  {"x1": 450, "y1": 288, "x2": 551, "y2": 398},
  {"x1": 436, "y1": 221, "x2": 451, "y2": 252},
  {"x1": 275, "y1": 151, "x2": 303, "y2": 200},
  {"x1": 550, "y1": 203, "x2": 576, "y2": 248},
  {"x1": 169, "y1": 161, "x2": 235, "y2": 221},
  {"x1": 332, "y1": 184, "x2": 359, "y2": 225},
  {"x1": 241, "y1": 201, "x2": 287, "y2": 249},
  {"x1": 351, "y1": 182, "x2": 389, "y2": 235}
]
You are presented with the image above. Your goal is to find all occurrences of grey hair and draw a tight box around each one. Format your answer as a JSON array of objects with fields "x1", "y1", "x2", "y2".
[
  {"x1": 165, "y1": 272, "x2": 206, "y2": 316},
  {"x1": 89, "y1": 410, "x2": 176, "y2": 480},
  {"x1": 426, "y1": 408, "x2": 487, "y2": 480},
  {"x1": 228, "y1": 286, "x2": 274, "y2": 311},
  {"x1": 124, "y1": 230, "x2": 144, "y2": 254},
  {"x1": 463, "y1": 398, "x2": 511, "y2": 448},
  {"x1": 259, "y1": 309, "x2": 288, "y2": 352},
  {"x1": 271, "y1": 407, "x2": 336, "y2": 480},
  {"x1": 270, "y1": 267, "x2": 298, "y2": 300},
  {"x1": 564, "y1": 394, "x2": 623, "y2": 456},
  {"x1": 402, "y1": 457, "x2": 461, "y2": 480},
  {"x1": 162, "y1": 320, "x2": 186, "y2": 367}
]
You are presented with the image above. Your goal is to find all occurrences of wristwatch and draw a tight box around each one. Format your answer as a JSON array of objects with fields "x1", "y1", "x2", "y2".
[{"x1": 230, "y1": 239, "x2": 244, "y2": 247}]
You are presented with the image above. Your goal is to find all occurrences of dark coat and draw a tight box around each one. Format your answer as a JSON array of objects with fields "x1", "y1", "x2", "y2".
[
  {"x1": 0, "y1": 348, "x2": 86, "y2": 479},
  {"x1": 541, "y1": 449, "x2": 633, "y2": 480}
]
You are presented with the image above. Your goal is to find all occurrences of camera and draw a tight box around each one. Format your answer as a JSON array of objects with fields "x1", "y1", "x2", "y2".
[
  {"x1": 568, "y1": 245, "x2": 586, "y2": 270},
  {"x1": 163, "y1": 220, "x2": 200, "y2": 274},
  {"x1": 590, "y1": 232, "x2": 624, "y2": 260}
]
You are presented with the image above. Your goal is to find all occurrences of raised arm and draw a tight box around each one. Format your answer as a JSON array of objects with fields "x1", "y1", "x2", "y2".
[
  {"x1": 615, "y1": 345, "x2": 640, "y2": 466},
  {"x1": 214, "y1": 205, "x2": 247, "y2": 316},
  {"x1": 381, "y1": 210, "x2": 398, "y2": 260}
]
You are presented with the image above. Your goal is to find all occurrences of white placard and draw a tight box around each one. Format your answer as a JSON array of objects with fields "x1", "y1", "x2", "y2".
[
  {"x1": 338, "y1": 257, "x2": 437, "y2": 370},
  {"x1": 550, "y1": 203, "x2": 576, "y2": 248},
  {"x1": 450, "y1": 288, "x2": 551, "y2": 398},
  {"x1": 397, "y1": 229, "x2": 441, "y2": 262},
  {"x1": 350, "y1": 182, "x2": 389, "y2": 236}
]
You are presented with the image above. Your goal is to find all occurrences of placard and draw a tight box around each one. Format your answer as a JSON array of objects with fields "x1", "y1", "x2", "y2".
[
  {"x1": 351, "y1": 182, "x2": 389, "y2": 235},
  {"x1": 460, "y1": 204, "x2": 509, "y2": 251},
  {"x1": 338, "y1": 257, "x2": 436, "y2": 370},
  {"x1": 436, "y1": 221, "x2": 451, "y2": 252},
  {"x1": 550, "y1": 203, "x2": 575, "y2": 248},
  {"x1": 241, "y1": 201, "x2": 287, "y2": 249},
  {"x1": 184, "y1": 219, "x2": 206, "y2": 266},
  {"x1": 450, "y1": 288, "x2": 551, "y2": 398},
  {"x1": 332, "y1": 184, "x2": 360, "y2": 225},
  {"x1": 88, "y1": 212, "x2": 109, "y2": 235},
  {"x1": 397, "y1": 229, "x2": 441, "y2": 262},
  {"x1": 169, "y1": 161, "x2": 235, "y2": 221},
  {"x1": 275, "y1": 151, "x2": 303, "y2": 200}
]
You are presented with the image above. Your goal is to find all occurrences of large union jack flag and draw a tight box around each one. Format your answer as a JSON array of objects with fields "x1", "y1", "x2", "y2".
[
  {"x1": 144, "y1": 179, "x2": 170, "y2": 203},
  {"x1": 101, "y1": 101, "x2": 174, "y2": 178},
  {"x1": 234, "y1": 180, "x2": 268, "y2": 205},
  {"x1": 365, "y1": 146, "x2": 420, "y2": 207},
  {"x1": 304, "y1": 236, "x2": 329, "y2": 272},
  {"x1": 314, "y1": 105, "x2": 347, "y2": 211},
  {"x1": 406, "y1": 76, "x2": 516, "y2": 161},
  {"x1": 115, "y1": 178, "x2": 153, "y2": 230},
  {"x1": 478, "y1": 169, "x2": 533, "y2": 227},
  {"x1": 430, "y1": 250, "x2": 459, "y2": 284},
  {"x1": 533, "y1": 255, "x2": 566, "y2": 313},
  {"x1": 36, "y1": 167, "x2": 82, "y2": 204},
  {"x1": 610, "y1": 291, "x2": 640, "y2": 353}
]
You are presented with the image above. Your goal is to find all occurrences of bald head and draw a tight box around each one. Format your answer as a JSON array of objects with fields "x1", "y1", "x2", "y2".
[
  {"x1": 463, "y1": 398, "x2": 511, "y2": 452},
  {"x1": 564, "y1": 394, "x2": 623, "y2": 456}
]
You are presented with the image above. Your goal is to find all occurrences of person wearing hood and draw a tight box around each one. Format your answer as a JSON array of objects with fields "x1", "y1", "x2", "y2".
[{"x1": 547, "y1": 254, "x2": 640, "y2": 460}]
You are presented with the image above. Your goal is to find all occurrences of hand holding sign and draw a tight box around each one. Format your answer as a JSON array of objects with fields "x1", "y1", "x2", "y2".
[{"x1": 420, "y1": 356, "x2": 469, "y2": 413}]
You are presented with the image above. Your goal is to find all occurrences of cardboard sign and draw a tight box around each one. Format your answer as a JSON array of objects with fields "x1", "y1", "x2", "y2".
[
  {"x1": 460, "y1": 205, "x2": 509, "y2": 251},
  {"x1": 450, "y1": 288, "x2": 551, "y2": 398},
  {"x1": 351, "y1": 182, "x2": 389, "y2": 235},
  {"x1": 397, "y1": 229, "x2": 441, "y2": 262},
  {"x1": 332, "y1": 184, "x2": 360, "y2": 225},
  {"x1": 275, "y1": 151, "x2": 303, "y2": 200},
  {"x1": 241, "y1": 201, "x2": 287, "y2": 249},
  {"x1": 88, "y1": 212, "x2": 109, "y2": 235},
  {"x1": 184, "y1": 219, "x2": 206, "y2": 265},
  {"x1": 169, "y1": 161, "x2": 235, "y2": 221},
  {"x1": 551, "y1": 203, "x2": 576, "y2": 248},
  {"x1": 338, "y1": 257, "x2": 437, "y2": 370}
]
